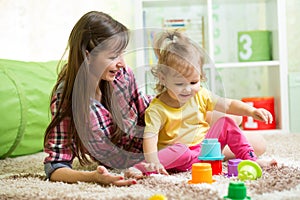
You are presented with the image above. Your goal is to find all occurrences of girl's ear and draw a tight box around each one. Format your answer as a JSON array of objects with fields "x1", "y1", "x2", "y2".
[{"x1": 158, "y1": 71, "x2": 166, "y2": 86}]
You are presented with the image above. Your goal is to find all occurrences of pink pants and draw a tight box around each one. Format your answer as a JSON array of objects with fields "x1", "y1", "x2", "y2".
[{"x1": 134, "y1": 116, "x2": 257, "y2": 174}]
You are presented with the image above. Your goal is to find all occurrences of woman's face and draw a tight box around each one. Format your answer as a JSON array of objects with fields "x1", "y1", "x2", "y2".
[{"x1": 89, "y1": 49, "x2": 125, "y2": 82}]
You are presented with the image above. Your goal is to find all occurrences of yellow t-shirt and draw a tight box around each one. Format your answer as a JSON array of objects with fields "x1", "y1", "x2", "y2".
[{"x1": 144, "y1": 87, "x2": 217, "y2": 150}]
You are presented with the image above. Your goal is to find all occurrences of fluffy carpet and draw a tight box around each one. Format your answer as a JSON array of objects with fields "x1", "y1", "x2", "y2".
[{"x1": 1, "y1": 133, "x2": 300, "y2": 200}]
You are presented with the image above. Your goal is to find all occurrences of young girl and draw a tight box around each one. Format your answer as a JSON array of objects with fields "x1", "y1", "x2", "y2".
[
  {"x1": 126, "y1": 30, "x2": 277, "y2": 177},
  {"x1": 43, "y1": 11, "x2": 151, "y2": 186}
]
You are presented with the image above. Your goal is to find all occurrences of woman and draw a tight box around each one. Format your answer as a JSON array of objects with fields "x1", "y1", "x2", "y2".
[{"x1": 43, "y1": 11, "x2": 150, "y2": 186}]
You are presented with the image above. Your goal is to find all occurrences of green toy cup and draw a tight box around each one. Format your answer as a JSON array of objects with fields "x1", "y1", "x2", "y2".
[{"x1": 224, "y1": 181, "x2": 251, "y2": 200}]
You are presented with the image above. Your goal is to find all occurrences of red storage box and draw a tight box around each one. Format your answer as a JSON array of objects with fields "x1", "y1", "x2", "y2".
[{"x1": 241, "y1": 97, "x2": 276, "y2": 130}]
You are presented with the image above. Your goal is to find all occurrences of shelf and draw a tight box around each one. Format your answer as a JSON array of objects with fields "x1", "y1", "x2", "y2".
[
  {"x1": 243, "y1": 129, "x2": 287, "y2": 135},
  {"x1": 142, "y1": 0, "x2": 206, "y2": 7},
  {"x1": 212, "y1": 0, "x2": 276, "y2": 5},
  {"x1": 135, "y1": 0, "x2": 289, "y2": 133},
  {"x1": 214, "y1": 60, "x2": 280, "y2": 69}
]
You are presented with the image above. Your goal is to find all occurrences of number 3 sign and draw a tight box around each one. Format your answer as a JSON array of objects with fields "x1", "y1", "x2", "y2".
[{"x1": 238, "y1": 30, "x2": 272, "y2": 62}]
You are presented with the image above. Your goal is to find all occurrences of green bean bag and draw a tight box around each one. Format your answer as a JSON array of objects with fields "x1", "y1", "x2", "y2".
[{"x1": 0, "y1": 59, "x2": 57, "y2": 158}]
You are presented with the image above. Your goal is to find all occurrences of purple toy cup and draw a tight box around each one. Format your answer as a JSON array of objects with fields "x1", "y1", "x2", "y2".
[{"x1": 227, "y1": 159, "x2": 242, "y2": 177}]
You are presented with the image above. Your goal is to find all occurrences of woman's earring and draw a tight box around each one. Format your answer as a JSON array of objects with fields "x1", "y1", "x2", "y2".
[{"x1": 85, "y1": 50, "x2": 91, "y2": 65}]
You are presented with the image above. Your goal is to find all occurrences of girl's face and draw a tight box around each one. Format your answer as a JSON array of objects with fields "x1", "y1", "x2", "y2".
[
  {"x1": 163, "y1": 68, "x2": 201, "y2": 105},
  {"x1": 89, "y1": 49, "x2": 125, "y2": 82}
]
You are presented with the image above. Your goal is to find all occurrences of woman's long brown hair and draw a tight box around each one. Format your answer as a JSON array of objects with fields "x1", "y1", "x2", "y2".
[{"x1": 44, "y1": 11, "x2": 129, "y2": 165}]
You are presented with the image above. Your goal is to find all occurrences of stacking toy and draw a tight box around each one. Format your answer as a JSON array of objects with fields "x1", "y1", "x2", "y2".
[
  {"x1": 198, "y1": 138, "x2": 225, "y2": 175},
  {"x1": 188, "y1": 163, "x2": 214, "y2": 184},
  {"x1": 238, "y1": 160, "x2": 262, "y2": 181},
  {"x1": 227, "y1": 159, "x2": 242, "y2": 177},
  {"x1": 224, "y1": 181, "x2": 251, "y2": 199}
]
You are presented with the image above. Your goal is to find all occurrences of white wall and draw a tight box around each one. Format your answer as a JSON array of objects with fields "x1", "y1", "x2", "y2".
[
  {"x1": 0, "y1": 0, "x2": 298, "y2": 72},
  {"x1": 0, "y1": 0, "x2": 135, "y2": 61},
  {"x1": 286, "y1": 0, "x2": 300, "y2": 72}
]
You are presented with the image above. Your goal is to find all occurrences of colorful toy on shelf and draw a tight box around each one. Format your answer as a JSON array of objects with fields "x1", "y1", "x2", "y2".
[
  {"x1": 238, "y1": 160, "x2": 262, "y2": 181},
  {"x1": 188, "y1": 163, "x2": 214, "y2": 184},
  {"x1": 227, "y1": 159, "x2": 242, "y2": 177},
  {"x1": 198, "y1": 138, "x2": 225, "y2": 175},
  {"x1": 148, "y1": 194, "x2": 168, "y2": 200},
  {"x1": 224, "y1": 181, "x2": 251, "y2": 200},
  {"x1": 241, "y1": 97, "x2": 276, "y2": 130}
]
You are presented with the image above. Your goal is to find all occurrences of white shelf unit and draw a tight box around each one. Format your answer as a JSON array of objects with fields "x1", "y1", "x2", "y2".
[{"x1": 134, "y1": 0, "x2": 289, "y2": 134}]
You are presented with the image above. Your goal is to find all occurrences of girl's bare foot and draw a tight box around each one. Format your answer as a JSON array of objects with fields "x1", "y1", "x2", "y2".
[
  {"x1": 124, "y1": 167, "x2": 144, "y2": 180},
  {"x1": 256, "y1": 158, "x2": 277, "y2": 168}
]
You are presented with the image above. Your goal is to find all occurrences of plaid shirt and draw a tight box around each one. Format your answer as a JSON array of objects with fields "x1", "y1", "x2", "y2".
[{"x1": 44, "y1": 66, "x2": 151, "y2": 169}]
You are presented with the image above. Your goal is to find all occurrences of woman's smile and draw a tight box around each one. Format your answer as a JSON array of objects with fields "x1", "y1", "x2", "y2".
[{"x1": 108, "y1": 70, "x2": 118, "y2": 76}]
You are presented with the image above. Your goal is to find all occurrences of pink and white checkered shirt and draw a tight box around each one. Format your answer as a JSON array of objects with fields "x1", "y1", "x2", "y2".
[{"x1": 44, "y1": 66, "x2": 151, "y2": 170}]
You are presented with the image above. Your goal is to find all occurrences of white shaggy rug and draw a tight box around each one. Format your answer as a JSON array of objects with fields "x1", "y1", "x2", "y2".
[{"x1": 0, "y1": 133, "x2": 300, "y2": 200}]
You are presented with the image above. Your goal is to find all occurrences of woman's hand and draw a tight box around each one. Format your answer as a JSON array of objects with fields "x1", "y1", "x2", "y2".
[
  {"x1": 252, "y1": 108, "x2": 273, "y2": 124},
  {"x1": 92, "y1": 166, "x2": 137, "y2": 186},
  {"x1": 142, "y1": 162, "x2": 169, "y2": 175}
]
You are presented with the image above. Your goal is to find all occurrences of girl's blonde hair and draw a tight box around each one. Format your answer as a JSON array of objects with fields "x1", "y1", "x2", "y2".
[{"x1": 152, "y1": 30, "x2": 207, "y2": 93}]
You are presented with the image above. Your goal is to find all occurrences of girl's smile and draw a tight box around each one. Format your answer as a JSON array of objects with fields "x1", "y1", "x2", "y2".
[{"x1": 178, "y1": 93, "x2": 192, "y2": 98}]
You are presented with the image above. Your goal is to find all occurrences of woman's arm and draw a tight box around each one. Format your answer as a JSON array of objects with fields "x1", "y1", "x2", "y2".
[{"x1": 50, "y1": 166, "x2": 136, "y2": 186}]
